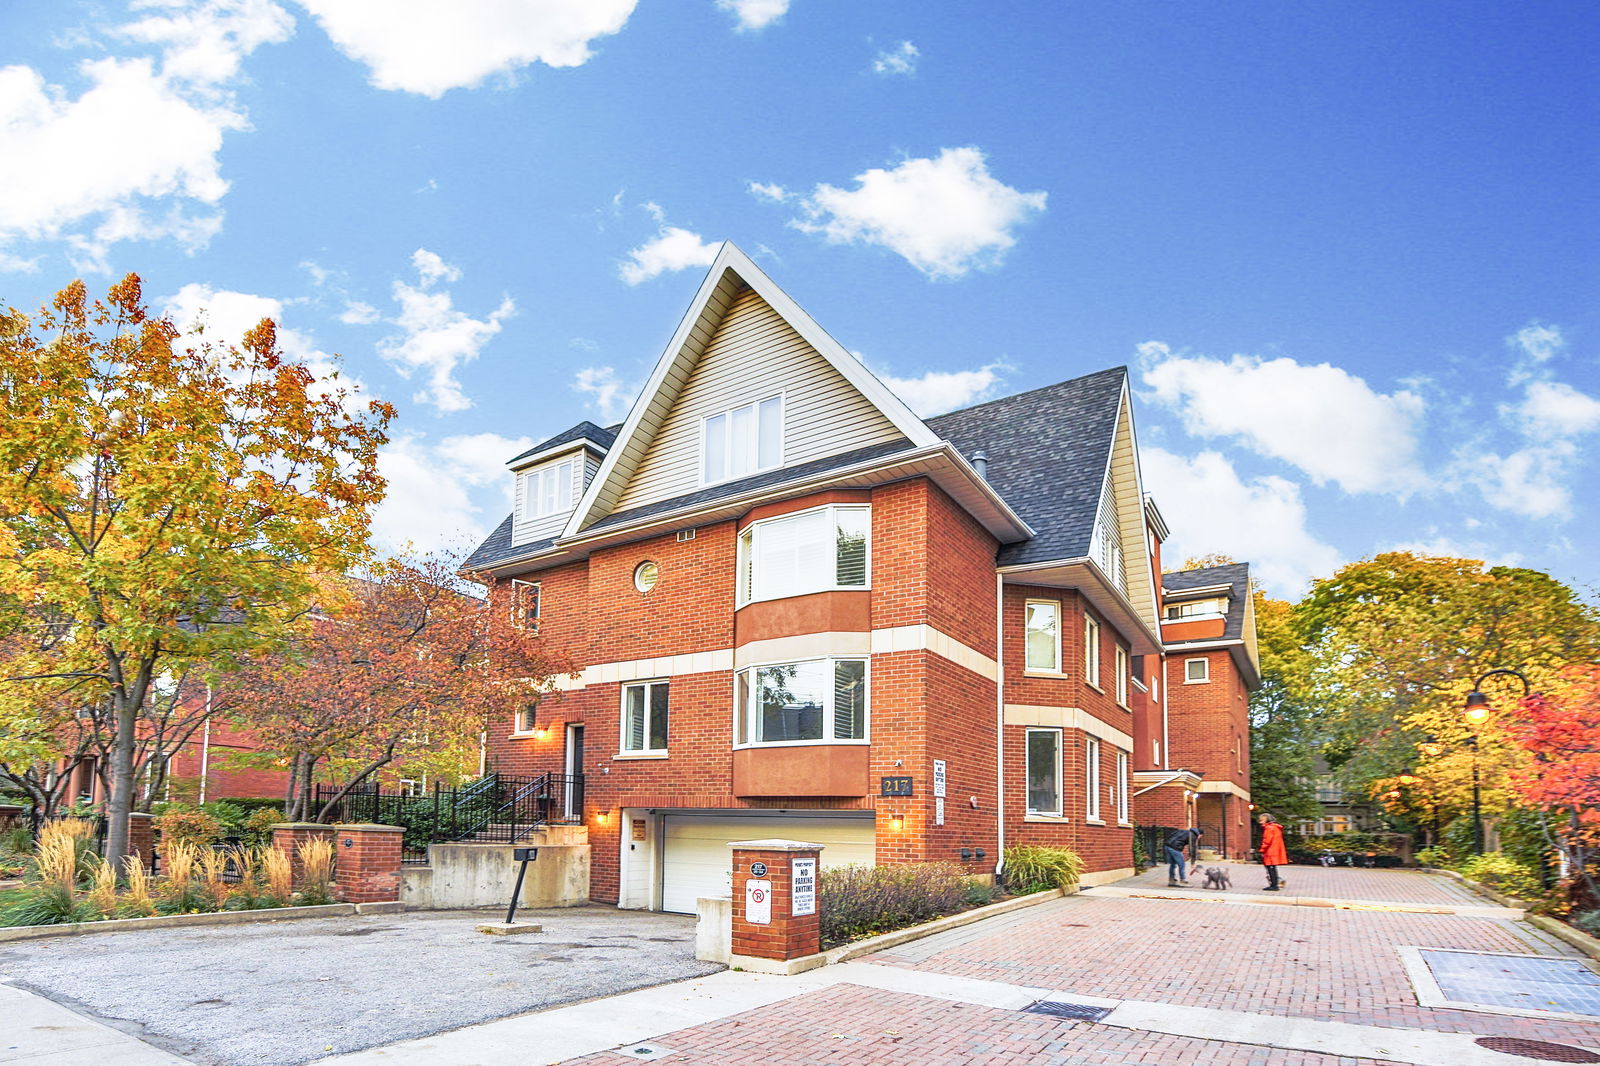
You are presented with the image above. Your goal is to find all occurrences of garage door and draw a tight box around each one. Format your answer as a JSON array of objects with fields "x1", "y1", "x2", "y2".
[{"x1": 659, "y1": 813, "x2": 876, "y2": 914}]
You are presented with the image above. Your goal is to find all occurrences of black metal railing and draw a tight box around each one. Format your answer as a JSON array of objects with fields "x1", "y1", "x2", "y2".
[
  {"x1": 1136, "y1": 825, "x2": 1179, "y2": 871},
  {"x1": 314, "y1": 772, "x2": 584, "y2": 864}
]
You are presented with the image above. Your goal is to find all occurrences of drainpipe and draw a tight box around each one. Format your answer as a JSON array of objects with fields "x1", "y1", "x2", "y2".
[
  {"x1": 198, "y1": 684, "x2": 213, "y2": 804},
  {"x1": 994, "y1": 572, "x2": 1005, "y2": 878},
  {"x1": 1160, "y1": 659, "x2": 1170, "y2": 771}
]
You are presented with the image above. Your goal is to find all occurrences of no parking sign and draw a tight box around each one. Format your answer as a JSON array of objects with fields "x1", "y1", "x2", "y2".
[{"x1": 745, "y1": 878, "x2": 772, "y2": 925}]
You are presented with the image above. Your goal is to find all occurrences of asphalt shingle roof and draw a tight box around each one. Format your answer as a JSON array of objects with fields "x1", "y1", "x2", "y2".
[
  {"x1": 926, "y1": 366, "x2": 1126, "y2": 567},
  {"x1": 461, "y1": 514, "x2": 552, "y2": 572},
  {"x1": 506, "y1": 421, "x2": 617, "y2": 466},
  {"x1": 1162, "y1": 562, "x2": 1252, "y2": 641}
]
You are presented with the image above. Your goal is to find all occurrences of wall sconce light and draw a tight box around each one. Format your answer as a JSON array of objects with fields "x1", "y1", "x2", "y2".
[
  {"x1": 533, "y1": 726, "x2": 549, "y2": 740},
  {"x1": 595, "y1": 810, "x2": 610, "y2": 826},
  {"x1": 890, "y1": 814, "x2": 904, "y2": 831}
]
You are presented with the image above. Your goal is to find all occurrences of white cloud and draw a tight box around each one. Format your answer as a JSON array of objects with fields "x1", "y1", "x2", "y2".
[
  {"x1": 371, "y1": 431, "x2": 531, "y2": 556},
  {"x1": 877, "y1": 362, "x2": 1005, "y2": 416},
  {"x1": 0, "y1": 250, "x2": 40, "y2": 273},
  {"x1": 787, "y1": 147, "x2": 1046, "y2": 280},
  {"x1": 1515, "y1": 380, "x2": 1600, "y2": 438},
  {"x1": 717, "y1": 0, "x2": 789, "y2": 32},
  {"x1": 1509, "y1": 322, "x2": 1564, "y2": 364},
  {"x1": 0, "y1": 1, "x2": 292, "y2": 264},
  {"x1": 339, "y1": 300, "x2": 379, "y2": 325},
  {"x1": 872, "y1": 41, "x2": 918, "y2": 76},
  {"x1": 747, "y1": 181, "x2": 789, "y2": 203},
  {"x1": 573, "y1": 365, "x2": 633, "y2": 422},
  {"x1": 161, "y1": 281, "x2": 359, "y2": 395},
  {"x1": 1138, "y1": 343, "x2": 1427, "y2": 497},
  {"x1": 1381, "y1": 534, "x2": 1522, "y2": 569},
  {"x1": 297, "y1": 0, "x2": 638, "y2": 98},
  {"x1": 1456, "y1": 443, "x2": 1578, "y2": 520},
  {"x1": 379, "y1": 249, "x2": 514, "y2": 413},
  {"x1": 619, "y1": 225, "x2": 719, "y2": 285},
  {"x1": 1142, "y1": 447, "x2": 1342, "y2": 597}
]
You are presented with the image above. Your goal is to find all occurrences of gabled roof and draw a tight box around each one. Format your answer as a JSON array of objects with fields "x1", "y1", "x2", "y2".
[
  {"x1": 506, "y1": 421, "x2": 617, "y2": 468},
  {"x1": 1162, "y1": 563, "x2": 1251, "y2": 642},
  {"x1": 462, "y1": 514, "x2": 553, "y2": 573},
  {"x1": 563, "y1": 242, "x2": 940, "y2": 537},
  {"x1": 927, "y1": 367, "x2": 1127, "y2": 568}
]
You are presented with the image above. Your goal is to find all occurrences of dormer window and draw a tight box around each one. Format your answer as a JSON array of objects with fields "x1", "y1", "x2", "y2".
[
  {"x1": 1165, "y1": 597, "x2": 1228, "y2": 621},
  {"x1": 702, "y1": 395, "x2": 782, "y2": 485},
  {"x1": 523, "y1": 459, "x2": 576, "y2": 519}
]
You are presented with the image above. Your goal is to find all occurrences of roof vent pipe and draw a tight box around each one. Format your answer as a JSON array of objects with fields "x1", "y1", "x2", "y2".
[{"x1": 972, "y1": 449, "x2": 988, "y2": 480}]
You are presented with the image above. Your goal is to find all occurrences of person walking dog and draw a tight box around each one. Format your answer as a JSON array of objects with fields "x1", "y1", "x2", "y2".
[
  {"x1": 1165, "y1": 826, "x2": 1203, "y2": 886},
  {"x1": 1258, "y1": 812, "x2": 1288, "y2": 891}
]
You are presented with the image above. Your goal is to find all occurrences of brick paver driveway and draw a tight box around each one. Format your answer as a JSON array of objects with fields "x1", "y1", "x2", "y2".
[
  {"x1": 555, "y1": 868, "x2": 1600, "y2": 1066},
  {"x1": 1121, "y1": 861, "x2": 1484, "y2": 906}
]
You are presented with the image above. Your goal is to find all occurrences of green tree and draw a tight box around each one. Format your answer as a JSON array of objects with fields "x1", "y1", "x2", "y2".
[
  {"x1": 1248, "y1": 594, "x2": 1321, "y2": 824},
  {"x1": 0, "y1": 275, "x2": 393, "y2": 861}
]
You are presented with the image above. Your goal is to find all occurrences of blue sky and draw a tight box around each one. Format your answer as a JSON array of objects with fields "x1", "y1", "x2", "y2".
[{"x1": 2, "y1": 1, "x2": 1595, "y2": 599}]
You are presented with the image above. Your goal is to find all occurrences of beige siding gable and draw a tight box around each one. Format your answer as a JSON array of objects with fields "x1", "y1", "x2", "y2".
[
  {"x1": 512, "y1": 451, "x2": 588, "y2": 546},
  {"x1": 611, "y1": 288, "x2": 905, "y2": 512}
]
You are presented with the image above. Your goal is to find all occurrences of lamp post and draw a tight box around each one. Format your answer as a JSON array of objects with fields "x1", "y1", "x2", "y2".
[{"x1": 1460, "y1": 668, "x2": 1531, "y2": 855}]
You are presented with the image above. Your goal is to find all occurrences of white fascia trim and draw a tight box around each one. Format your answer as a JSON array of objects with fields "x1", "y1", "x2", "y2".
[
  {"x1": 999, "y1": 556, "x2": 1163, "y2": 654},
  {"x1": 1162, "y1": 638, "x2": 1245, "y2": 653},
  {"x1": 1163, "y1": 583, "x2": 1233, "y2": 600},
  {"x1": 1142, "y1": 492, "x2": 1171, "y2": 541},
  {"x1": 508, "y1": 438, "x2": 607, "y2": 473},
  {"x1": 1111, "y1": 379, "x2": 1162, "y2": 628},
  {"x1": 932, "y1": 441, "x2": 1035, "y2": 541},
  {"x1": 1197, "y1": 781, "x2": 1251, "y2": 801},
  {"x1": 1002, "y1": 705, "x2": 1133, "y2": 750}
]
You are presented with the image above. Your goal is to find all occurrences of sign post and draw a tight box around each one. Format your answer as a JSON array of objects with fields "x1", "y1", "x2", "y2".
[{"x1": 478, "y1": 846, "x2": 543, "y2": 936}]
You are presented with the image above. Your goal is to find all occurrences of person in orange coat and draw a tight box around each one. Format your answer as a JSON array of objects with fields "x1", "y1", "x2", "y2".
[{"x1": 1258, "y1": 812, "x2": 1289, "y2": 891}]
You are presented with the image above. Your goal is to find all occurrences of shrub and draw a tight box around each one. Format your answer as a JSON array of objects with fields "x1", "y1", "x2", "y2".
[
  {"x1": 1002, "y1": 845, "x2": 1085, "y2": 894},
  {"x1": 201, "y1": 801, "x2": 249, "y2": 834},
  {"x1": 154, "y1": 805, "x2": 222, "y2": 850},
  {"x1": 1, "y1": 826, "x2": 33, "y2": 856},
  {"x1": 818, "y1": 862, "x2": 967, "y2": 946},
  {"x1": 1415, "y1": 846, "x2": 1452, "y2": 868},
  {"x1": 962, "y1": 878, "x2": 997, "y2": 907},
  {"x1": 1573, "y1": 910, "x2": 1600, "y2": 938},
  {"x1": 241, "y1": 808, "x2": 281, "y2": 848},
  {"x1": 1457, "y1": 853, "x2": 1542, "y2": 902}
]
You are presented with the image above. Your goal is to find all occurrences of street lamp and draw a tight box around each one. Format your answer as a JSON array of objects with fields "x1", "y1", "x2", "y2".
[{"x1": 1460, "y1": 668, "x2": 1531, "y2": 855}]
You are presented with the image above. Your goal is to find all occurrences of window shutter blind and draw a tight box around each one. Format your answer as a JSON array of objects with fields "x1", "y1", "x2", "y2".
[
  {"x1": 833, "y1": 660, "x2": 865, "y2": 740},
  {"x1": 835, "y1": 508, "x2": 868, "y2": 586}
]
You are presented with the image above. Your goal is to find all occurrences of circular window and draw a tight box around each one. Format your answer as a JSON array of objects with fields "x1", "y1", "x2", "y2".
[{"x1": 633, "y1": 560, "x2": 659, "y2": 593}]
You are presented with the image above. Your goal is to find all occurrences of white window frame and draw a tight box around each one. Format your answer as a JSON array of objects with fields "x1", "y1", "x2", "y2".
[
  {"x1": 734, "y1": 656, "x2": 870, "y2": 748},
  {"x1": 620, "y1": 679, "x2": 670, "y2": 755},
  {"x1": 1114, "y1": 645, "x2": 1129, "y2": 706},
  {"x1": 398, "y1": 778, "x2": 425, "y2": 798},
  {"x1": 1085, "y1": 736, "x2": 1103, "y2": 821},
  {"x1": 1115, "y1": 750, "x2": 1130, "y2": 824},
  {"x1": 701, "y1": 394, "x2": 784, "y2": 486},
  {"x1": 1025, "y1": 727, "x2": 1063, "y2": 816},
  {"x1": 510, "y1": 579, "x2": 540, "y2": 633},
  {"x1": 1164, "y1": 597, "x2": 1229, "y2": 621},
  {"x1": 1023, "y1": 599, "x2": 1061, "y2": 673},
  {"x1": 736, "y1": 503, "x2": 871, "y2": 606},
  {"x1": 1084, "y1": 615, "x2": 1101, "y2": 689},
  {"x1": 1185, "y1": 657, "x2": 1210, "y2": 684},
  {"x1": 520, "y1": 459, "x2": 576, "y2": 520},
  {"x1": 515, "y1": 703, "x2": 539, "y2": 734}
]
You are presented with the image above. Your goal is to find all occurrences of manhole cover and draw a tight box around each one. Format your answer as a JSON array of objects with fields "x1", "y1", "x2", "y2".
[
  {"x1": 1475, "y1": 1037, "x2": 1600, "y2": 1063},
  {"x1": 1420, "y1": 950, "x2": 1600, "y2": 1018},
  {"x1": 1021, "y1": 1000, "x2": 1113, "y2": 1022}
]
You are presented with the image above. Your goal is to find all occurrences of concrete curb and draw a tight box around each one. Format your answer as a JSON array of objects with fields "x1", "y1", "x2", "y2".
[
  {"x1": 1526, "y1": 913, "x2": 1600, "y2": 963},
  {"x1": 822, "y1": 885, "x2": 1072, "y2": 965},
  {"x1": 0, "y1": 899, "x2": 404, "y2": 942}
]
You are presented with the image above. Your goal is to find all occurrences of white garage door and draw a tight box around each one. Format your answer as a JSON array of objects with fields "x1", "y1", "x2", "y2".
[{"x1": 659, "y1": 813, "x2": 876, "y2": 914}]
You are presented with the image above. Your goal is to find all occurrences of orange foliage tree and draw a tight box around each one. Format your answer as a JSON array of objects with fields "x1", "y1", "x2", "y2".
[
  {"x1": 229, "y1": 554, "x2": 570, "y2": 821},
  {"x1": 1507, "y1": 665, "x2": 1600, "y2": 903},
  {"x1": 0, "y1": 275, "x2": 392, "y2": 860}
]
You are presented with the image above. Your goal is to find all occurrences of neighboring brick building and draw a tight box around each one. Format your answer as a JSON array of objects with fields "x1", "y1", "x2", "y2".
[{"x1": 465, "y1": 243, "x2": 1258, "y2": 910}]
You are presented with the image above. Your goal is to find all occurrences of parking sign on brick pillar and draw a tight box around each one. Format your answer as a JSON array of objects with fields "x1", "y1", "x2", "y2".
[
  {"x1": 333, "y1": 823, "x2": 404, "y2": 903},
  {"x1": 728, "y1": 840, "x2": 823, "y2": 974},
  {"x1": 269, "y1": 823, "x2": 335, "y2": 885}
]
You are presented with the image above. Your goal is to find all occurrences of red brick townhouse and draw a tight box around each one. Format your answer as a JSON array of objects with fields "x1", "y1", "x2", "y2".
[{"x1": 464, "y1": 243, "x2": 1257, "y2": 911}]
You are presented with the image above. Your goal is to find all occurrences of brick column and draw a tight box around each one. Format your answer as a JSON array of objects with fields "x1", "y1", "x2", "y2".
[
  {"x1": 270, "y1": 823, "x2": 336, "y2": 885},
  {"x1": 728, "y1": 839, "x2": 824, "y2": 975},
  {"x1": 127, "y1": 812, "x2": 155, "y2": 872},
  {"x1": 332, "y1": 823, "x2": 404, "y2": 904}
]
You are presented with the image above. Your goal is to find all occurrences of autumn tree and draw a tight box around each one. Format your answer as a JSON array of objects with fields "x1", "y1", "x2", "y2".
[
  {"x1": 1507, "y1": 666, "x2": 1600, "y2": 902},
  {"x1": 1300, "y1": 553, "x2": 1600, "y2": 833},
  {"x1": 229, "y1": 554, "x2": 568, "y2": 821},
  {"x1": 1247, "y1": 593, "x2": 1322, "y2": 825},
  {"x1": 0, "y1": 275, "x2": 392, "y2": 861}
]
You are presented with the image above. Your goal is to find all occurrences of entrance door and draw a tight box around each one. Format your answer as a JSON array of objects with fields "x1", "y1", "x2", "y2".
[{"x1": 564, "y1": 724, "x2": 584, "y2": 819}]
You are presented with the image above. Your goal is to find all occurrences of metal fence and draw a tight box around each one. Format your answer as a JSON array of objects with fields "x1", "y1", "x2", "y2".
[
  {"x1": 1136, "y1": 825, "x2": 1180, "y2": 871},
  {"x1": 314, "y1": 772, "x2": 583, "y2": 865}
]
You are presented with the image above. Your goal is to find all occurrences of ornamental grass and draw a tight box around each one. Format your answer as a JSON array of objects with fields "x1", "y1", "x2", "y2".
[
  {"x1": 260, "y1": 845, "x2": 293, "y2": 904},
  {"x1": 121, "y1": 855, "x2": 157, "y2": 917},
  {"x1": 87, "y1": 856, "x2": 119, "y2": 918},
  {"x1": 297, "y1": 837, "x2": 335, "y2": 905}
]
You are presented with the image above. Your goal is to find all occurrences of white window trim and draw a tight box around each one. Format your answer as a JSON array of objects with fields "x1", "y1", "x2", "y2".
[
  {"x1": 1085, "y1": 736, "x2": 1102, "y2": 822},
  {"x1": 1025, "y1": 727, "x2": 1064, "y2": 817},
  {"x1": 1116, "y1": 750, "x2": 1131, "y2": 825},
  {"x1": 736, "y1": 503, "x2": 872, "y2": 607},
  {"x1": 520, "y1": 458, "x2": 577, "y2": 521},
  {"x1": 1184, "y1": 657, "x2": 1210, "y2": 684},
  {"x1": 619, "y1": 679, "x2": 670, "y2": 756},
  {"x1": 510, "y1": 579, "x2": 540, "y2": 633},
  {"x1": 1114, "y1": 645, "x2": 1129, "y2": 707},
  {"x1": 700, "y1": 393, "x2": 785, "y2": 487},
  {"x1": 1023, "y1": 598, "x2": 1062, "y2": 674},
  {"x1": 1084, "y1": 615, "x2": 1101, "y2": 689},
  {"x1": 734, "y1": 655, "x2": 871, "y2": 749}
]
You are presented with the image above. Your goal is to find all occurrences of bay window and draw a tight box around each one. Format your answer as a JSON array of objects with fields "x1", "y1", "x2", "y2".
[
  {"x1": 738, "y1": 504, "x2": 869, "y2": 604},
  {"x1": 1026, "y1": 728, "x2": 1062, "y2": 815},
  {"x1": 735, "y1": 657, "x2": 868, "y2": 746},
  {"x1": 703, "y1": 395, "x2": 783, "y2": 485}
]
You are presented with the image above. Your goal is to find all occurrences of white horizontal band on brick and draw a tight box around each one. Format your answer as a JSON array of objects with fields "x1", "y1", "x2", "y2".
[
  {"x1": 553, "y1": 625, "x2": 998, "y2": 692},
  {"x1": 1197, "y1": 781, "x2": 1251, "y2": 801},
  {"x1": 1003, "y1": 705, "x2": 1133, "y2": 750}
]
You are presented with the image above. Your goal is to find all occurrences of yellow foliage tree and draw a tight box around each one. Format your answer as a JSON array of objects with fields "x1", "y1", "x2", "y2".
[{"x1": 0, "y1": 275, "x2": 393, "y2": 860}]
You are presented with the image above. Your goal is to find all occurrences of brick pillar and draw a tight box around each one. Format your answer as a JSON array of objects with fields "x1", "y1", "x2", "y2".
[
  {"x1": 270, "y1": 823, "x2": 336, "y2": 885},
  {"x1": 728, "y1": 839, "x2": 824, "y2": 975},
  {"x1": 332, "y1": 823, "x2": 404, "y2": 904},
  {"x1": 127, "y1": 812, "x2": 155, "y2": 872}
]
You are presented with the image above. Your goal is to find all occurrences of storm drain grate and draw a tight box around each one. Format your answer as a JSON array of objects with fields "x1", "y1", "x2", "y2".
[
  {"x1": 1021, "y1": 1000, "x2": 1114, "y2": 1022},
  {"x1": 612, "y1": 1044, "x2": 674, "y2": 1061},
  {"x1": 1474, "y1": 1037, "x2": 1600, "y2": 1063},
  {"x1": 1421, "y1": 950, "x2": 1600, "y2": 1018}
]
